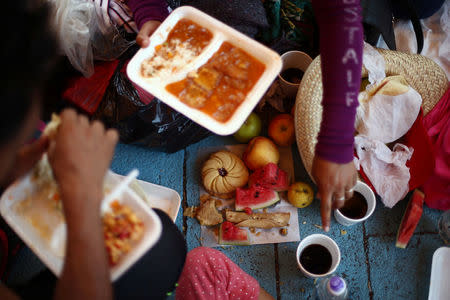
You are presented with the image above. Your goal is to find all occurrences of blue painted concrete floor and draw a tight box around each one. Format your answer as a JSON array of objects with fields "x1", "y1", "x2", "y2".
[{"x1": 9, "y1": 135, "x2": 446, "y2": 299}]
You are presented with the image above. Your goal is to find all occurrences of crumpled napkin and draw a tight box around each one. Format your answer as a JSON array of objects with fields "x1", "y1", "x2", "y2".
[
  {"x1": 354, "y1": 136, "x2": 414, "y2": 208},
  {"x1": 356, "y1": 75, "x2": 423, "y2": 143},
  {"x1": 353, "y1": 44, "x2": 421, "y2": 207}
]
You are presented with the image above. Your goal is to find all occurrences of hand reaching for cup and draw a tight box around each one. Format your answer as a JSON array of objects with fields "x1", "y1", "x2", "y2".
[{"x1": 312, "y1": 155, "x2": 357, "y2": 232}]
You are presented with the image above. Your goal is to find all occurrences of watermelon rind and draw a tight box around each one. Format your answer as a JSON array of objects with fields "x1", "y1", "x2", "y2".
[
  {"x1": 235, "y1": 186, "x2": 280, "y2": 211},
  {"x1": 219, "y1": 222, "x2": 250, "y2": 246},
  {"x1": 395, "y1": 189, "x2": 424, "y2": 249}
]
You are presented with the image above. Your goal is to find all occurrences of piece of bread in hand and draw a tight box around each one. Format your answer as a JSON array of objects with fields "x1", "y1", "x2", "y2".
[{"x1": 42, "y1": 113, "x2": 61, "y2": 139}]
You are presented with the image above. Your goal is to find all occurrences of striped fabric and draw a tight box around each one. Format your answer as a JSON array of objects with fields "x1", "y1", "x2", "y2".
[{"x1": 92, "y1": 0, "x2": 138, "y2": 33}]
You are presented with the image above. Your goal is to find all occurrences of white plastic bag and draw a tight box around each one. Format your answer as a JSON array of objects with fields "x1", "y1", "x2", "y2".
[
  {"x1": 354, "y1": 136, "x2": 413, "y2": 208},
  {"x1": 48, "y1": 0, "x2": 134, "y2": 77}
]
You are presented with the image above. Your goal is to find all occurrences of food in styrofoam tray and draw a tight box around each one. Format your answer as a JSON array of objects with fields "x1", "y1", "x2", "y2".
[
  {"x1": 0, "y1": 114, "x2": 165, "y2": 280},
  {"x1": 141, "y1": 18, "x2": 212, "y2": 78},
  {"x1": 16, "y1": 168, "x2": 145, "y2": 266},
  {"x1": 13, "y1": 182, "x2": 64, "y2": 246},
  {"x1": 127, "y1": 6, "x2": 282, "y2": 136},
  {"x1": 18, "y1": 114, "x2": 148, "y2": 266},
  {"x1": 166, "y1": 42, "x2": 265, "y2": 122},
  {"x1": 104, "y1": 201, "x2": 144, "y2": 265},
  {"x1": 1, "y1": 171, "x2": 163, "y2": 281},
  {"x1": 140, "y1": 18, "x2": 266, "y2": 123}
]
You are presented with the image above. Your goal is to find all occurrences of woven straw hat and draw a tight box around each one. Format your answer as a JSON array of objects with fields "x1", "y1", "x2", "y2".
[{"x1": 294, "y1": 48, "x2": 449, "y2": 179}]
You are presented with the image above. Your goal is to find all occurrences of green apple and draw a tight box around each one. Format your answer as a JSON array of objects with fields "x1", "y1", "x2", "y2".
[{"x1": 233, "y1": 112, "x2": 262, "y2": 143}]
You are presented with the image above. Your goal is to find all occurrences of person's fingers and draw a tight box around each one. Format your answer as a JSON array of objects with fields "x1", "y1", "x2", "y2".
[
  {"x1": 136, "y1": 25, "x2": 152, "y2": 48},
  {"x1": 319, "y1": 189, "x2": 332, "y2": 232},
  {"x1": 12, "y1": 136, "x2": 50, "y2": 181},
  {"x1": 136, "y1": 34, "x2": 149, "y2": 48},
  {"x1": 344, "y1": 189, "x2": 354, "y2": 201},
  {"x1": 91, "y1": 120, "x2": 105, "y2": 137},
  {"x1": 47, "y1": 139, "x2": 57, "y2": 162},
  {"x1": 25, "y1": 137, "x2": 49, "y2": 162},
  {"x1": 28, "y1": 136, "x2": 49, "y2": 156},
  {"x1": 333, "y1": 190, "x2": 346, "y2": 209},
  {"x1": 78, "y1": 114, "x2": 89, "y2": 129},
  {"x1": 345, "y1": 174, "x2": 358, "y2": 200},
  {"x1": 345, "y1": 179, "x2": 355, "y2": 200},
  {"x1": 106, "y1": 128, "x2": 119, "y2": 145},
  {"x1": 136, "y1": 21, "x2": 160, "y2": 48},
  {"x1": 60, "y1": 108, "x2": 77, "y2": 123}
]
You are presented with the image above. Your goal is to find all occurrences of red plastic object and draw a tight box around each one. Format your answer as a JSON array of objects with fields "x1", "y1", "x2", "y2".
[{"x1": 63, "y1": 60, "x2": 119, "y2": 115}]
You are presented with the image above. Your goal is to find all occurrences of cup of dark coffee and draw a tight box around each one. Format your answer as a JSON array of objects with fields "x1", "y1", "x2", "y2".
[
  {"x1": 334, "y1": 180, "x2": 376, "y2": 226},
  {"x1": 278, "y1": 51, "x2": 312, "y2": 98},
  {"x1": 296, "y1": 234, "x2": 341, "y2": 278}
]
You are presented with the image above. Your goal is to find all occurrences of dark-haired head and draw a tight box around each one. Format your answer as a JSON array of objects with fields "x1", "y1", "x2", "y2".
[
  {"x1": 0, "y1": 1, "x2": 58, "y2": 185},
  {"x1": 0, "y1": 0, "x2": 58, "y2": 144}
]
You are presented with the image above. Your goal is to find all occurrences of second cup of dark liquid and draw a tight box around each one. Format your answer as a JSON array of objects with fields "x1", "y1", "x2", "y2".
[{"x1": 296, "y1": 234, "x2": 341, "y2": 278}]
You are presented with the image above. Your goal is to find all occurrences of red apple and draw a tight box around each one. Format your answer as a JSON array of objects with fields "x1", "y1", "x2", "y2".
[
  {"x1": 268, "y1": 114, "x2": 295, "y2": 147},
  {"x1": 243, "y1": 137, "x2": 280, "y2": 170}
]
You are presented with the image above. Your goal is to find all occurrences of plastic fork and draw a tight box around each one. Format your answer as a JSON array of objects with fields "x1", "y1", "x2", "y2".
[{"x1": 101, "y1": 169, "x2": 139, "y2": 214}]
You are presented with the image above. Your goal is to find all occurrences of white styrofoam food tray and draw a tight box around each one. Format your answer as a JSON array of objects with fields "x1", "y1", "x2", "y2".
[
  {"x1": 114, "y1": 174, "x2": 181, "y2": 222},
  {"x1": 0, "y1": 171, "x2": 169, "y2": 281},
  {"x1": 127, "y1": 6, "x2": 282, "y2": 136},
  {"x1": 428, "y1": 247, "x2": 450, "y2": 300}
]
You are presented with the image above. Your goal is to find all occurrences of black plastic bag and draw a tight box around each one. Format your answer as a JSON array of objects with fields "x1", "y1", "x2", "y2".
[
  {"x1": 94, "y1": 47, "x2": 211, "y2": 153},
  {"x1": 114, "y1": 99, "x2": 211, "y2": 153}
]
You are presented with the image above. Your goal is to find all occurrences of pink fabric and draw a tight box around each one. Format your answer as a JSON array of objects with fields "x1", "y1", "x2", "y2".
[
  {"x1": 422, "y1": 86, "x2": 450, "y2": 210},
  {"x1": 175, "y1": 247, "x2": 260, "y2": 300}
]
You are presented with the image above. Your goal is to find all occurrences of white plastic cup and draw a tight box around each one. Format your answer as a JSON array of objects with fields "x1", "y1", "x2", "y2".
[
  {"x1": 296, "y1": 234, "x2": 341, "y2": 278},
  {"x1": 278, "y1": 51, "x2": 312, "y2": 98},
  {"x1": 334, "y1": 180, "x2": 376, "y2": 226}
]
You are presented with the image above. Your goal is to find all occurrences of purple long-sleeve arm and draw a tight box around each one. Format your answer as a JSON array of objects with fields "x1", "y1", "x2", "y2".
[
  {"x1": 127, "y1": 0, "x2": 169, "y2": 30},
  {"x1": 312, "y1": 0, "x2": 363, "y2": 164}
]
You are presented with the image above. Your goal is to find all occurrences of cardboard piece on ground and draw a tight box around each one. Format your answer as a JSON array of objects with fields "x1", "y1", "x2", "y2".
[{"x1": 198, "y1": 144, "x2": 300, "y2": 247}]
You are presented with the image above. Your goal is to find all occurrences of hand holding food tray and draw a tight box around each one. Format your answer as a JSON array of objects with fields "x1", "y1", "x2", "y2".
[
  {"x1": 127, "y1": 6, "x2": 282, "y2": 136},
  {"x1": 0, "y1": 170, "x2": 165, "y2": 281}
]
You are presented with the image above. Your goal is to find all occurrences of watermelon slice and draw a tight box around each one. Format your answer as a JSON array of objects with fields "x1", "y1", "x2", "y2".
[
  {"x1": 235, "y1": 184, "x2": 280, "y2": 211},
  {"x1": 219, "y1": 221, "x2": 250, "y2": 245},
  {"x1": 248, "y1": 163, "x2": 289, "y2": 191},
  {"x1": 396, "y1": 189, "x2": 424, "y2": 248}
]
